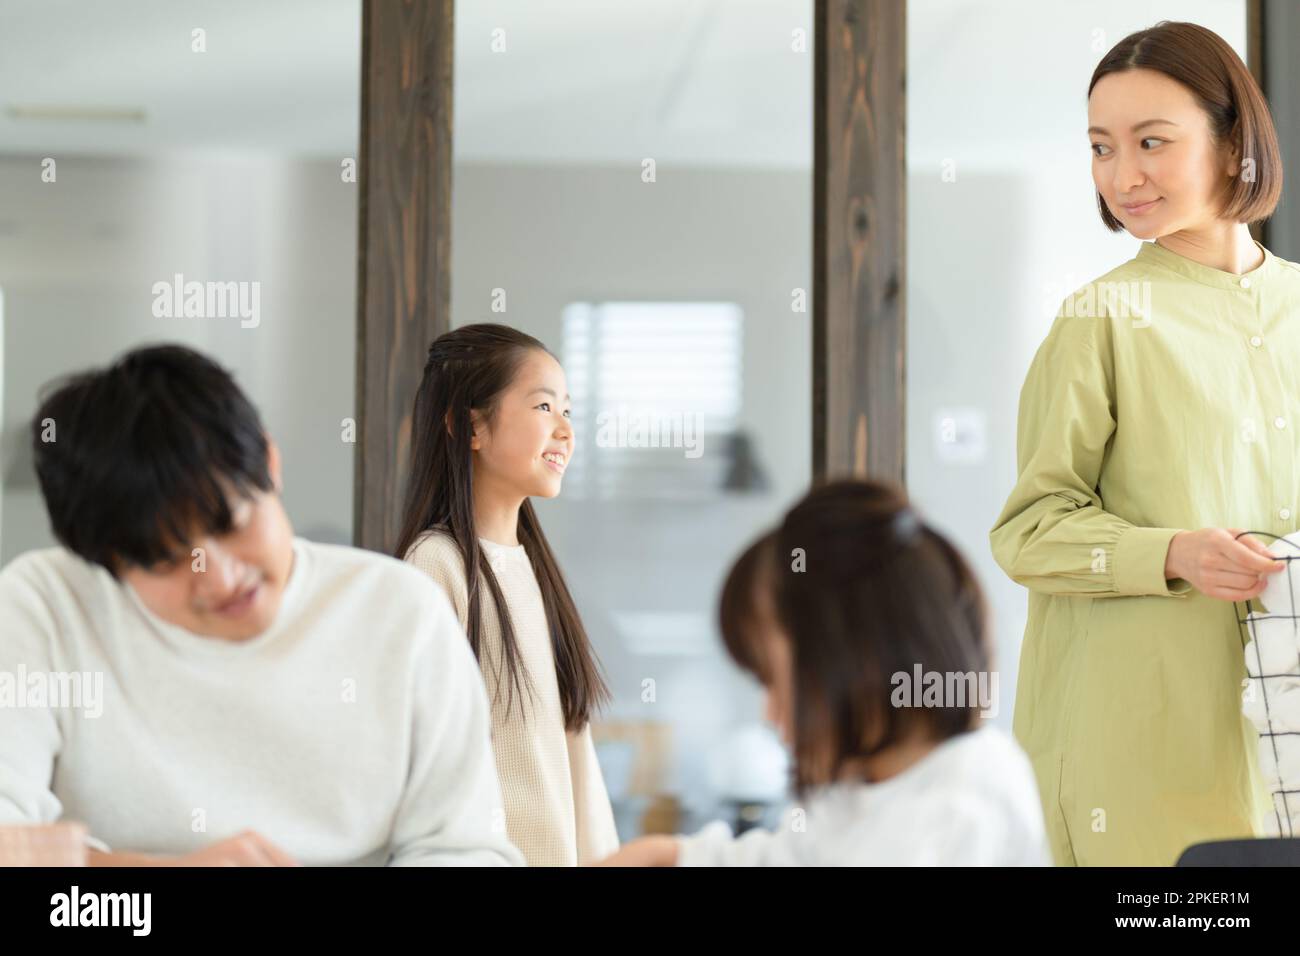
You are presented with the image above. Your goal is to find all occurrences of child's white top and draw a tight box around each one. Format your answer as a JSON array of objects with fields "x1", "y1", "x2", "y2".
[
  {"x1": 677, "y1": 725, "x2": 1051, "y2": 866},
  {"x1": 405, "y1": 529, "x2": 620, "y2": 866},
  {"x1": 0, "y1": 538, "x2": 522, "y2": 866}
]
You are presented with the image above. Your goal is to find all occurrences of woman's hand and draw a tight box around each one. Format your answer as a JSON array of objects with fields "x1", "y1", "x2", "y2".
[{"x1": 1165, "y1": 528, "x2": 1286, "y2": 601}]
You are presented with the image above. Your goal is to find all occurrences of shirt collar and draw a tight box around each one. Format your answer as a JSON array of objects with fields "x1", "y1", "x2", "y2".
[{"x1": 1135, "y1": 238, "x2": 1279, "y2": 292}]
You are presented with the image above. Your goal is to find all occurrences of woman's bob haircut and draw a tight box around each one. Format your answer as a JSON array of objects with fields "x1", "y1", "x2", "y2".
[{"x1": 1089, "y1": 20, "x2": 1282, "y2": 231}]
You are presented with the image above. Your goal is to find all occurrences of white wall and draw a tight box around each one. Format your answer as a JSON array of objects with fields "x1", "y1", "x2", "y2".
[{"x1": 0, "y1": 154, "x2": 358, "y2": 564}]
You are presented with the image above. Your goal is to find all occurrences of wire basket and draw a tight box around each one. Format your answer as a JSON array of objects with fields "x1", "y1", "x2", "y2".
[{"x1": 1234, "y1": 530, "x2": 1300, "y2": 838}]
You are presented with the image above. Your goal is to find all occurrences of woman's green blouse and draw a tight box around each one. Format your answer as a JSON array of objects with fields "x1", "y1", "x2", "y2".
[{"x1": 991, "y1": 239, "x2": 1300, "y2": 865}]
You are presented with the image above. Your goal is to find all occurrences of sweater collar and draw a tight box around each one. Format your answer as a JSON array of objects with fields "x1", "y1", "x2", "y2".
[
  {"x1": 477, "y1": 535, "x2": 529, "y2": 575},
  {"x1": 1135, "y1": 238, "x2": 1280, "y2": 291}
]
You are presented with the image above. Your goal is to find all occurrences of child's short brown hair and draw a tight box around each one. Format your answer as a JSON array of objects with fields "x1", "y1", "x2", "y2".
[{"x1": 718, "y1": 479, "x2": 993, "y2": 792}]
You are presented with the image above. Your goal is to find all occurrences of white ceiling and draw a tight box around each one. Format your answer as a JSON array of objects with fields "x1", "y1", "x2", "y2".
[
  {"x1": 0, "y1": 0, "x2": 362, "y2": 158},
  {"x1": 0, "y1": 0, "x2": 813, "y2": 169}
]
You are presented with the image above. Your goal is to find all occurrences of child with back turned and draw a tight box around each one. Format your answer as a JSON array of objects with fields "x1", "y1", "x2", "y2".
[{"x1": 598, "y1": 479, "x2": 1050, "y2": 866}]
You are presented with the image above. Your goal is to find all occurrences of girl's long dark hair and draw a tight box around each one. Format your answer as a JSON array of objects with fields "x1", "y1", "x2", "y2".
[{"x1": 393, "y1": 323, "x2": 609, "y2": 730}]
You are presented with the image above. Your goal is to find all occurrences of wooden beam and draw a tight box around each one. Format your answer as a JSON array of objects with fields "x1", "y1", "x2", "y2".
[
  {"x1": 812, "y1": 0, "x2": 906, "y2": 485},
  {"x1": 1247, "y1": 0, "x2": 1265, "y2": 90},
  {"x1": 1247, "y1": 0, "x2": 1267, "y2": 247},
  {"x1": 354, "y1": 0, "x2": 454, "y2": 552}
]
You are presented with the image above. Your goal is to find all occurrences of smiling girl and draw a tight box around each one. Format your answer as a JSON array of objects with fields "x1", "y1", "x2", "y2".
[
  {"x1": 394, "y1": 323, "x2": 618, "y2": 866},
  {"x1": 991, "y1": 21, "x2": 1300, "y2": 865}
]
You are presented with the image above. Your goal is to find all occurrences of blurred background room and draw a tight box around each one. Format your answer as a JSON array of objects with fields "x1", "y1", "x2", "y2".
[{"x1": 5, "y1": 0, "x2": 1299, "y2": 848}]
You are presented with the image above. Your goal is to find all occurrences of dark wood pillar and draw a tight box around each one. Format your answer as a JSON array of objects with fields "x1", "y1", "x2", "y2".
[
  {"x1": 812, "y1": 0, "x2": 906, "y2": 485},
  {"x1": 354, "y1": 0, "x2": 454, "y2": 552},
  {"x1": 1247, "y1": 0, "x2": 1267, "y2": 246}
]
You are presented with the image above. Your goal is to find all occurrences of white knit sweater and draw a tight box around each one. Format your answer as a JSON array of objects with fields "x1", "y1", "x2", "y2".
[
  {"x1": 677, "y1": 726, "x2": 1050, "y2": 866},
  {"x1": 404, "y1": 528, "x2": 620, "y2": 865},
  {"x1": 0, "y1": 538, "x2": 522, "y2": 866}
]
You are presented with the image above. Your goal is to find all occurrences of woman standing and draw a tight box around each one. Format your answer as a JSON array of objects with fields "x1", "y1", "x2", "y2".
[{"x1": 991, "y1": 21, "x2": 1300, "y2": 866}]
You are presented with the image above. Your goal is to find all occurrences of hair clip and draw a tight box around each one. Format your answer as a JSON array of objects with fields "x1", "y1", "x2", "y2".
[{"x1": 892, "y1": 508, "x2": 922, "y2": 544}]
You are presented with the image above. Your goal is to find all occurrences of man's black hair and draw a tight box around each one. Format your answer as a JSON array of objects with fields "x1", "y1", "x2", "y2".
[{"x1": 31, "y1": 344, "x2": 273, "y2": 577}]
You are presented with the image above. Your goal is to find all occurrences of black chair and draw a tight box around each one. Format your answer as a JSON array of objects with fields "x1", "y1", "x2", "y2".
[{"x1": 1177, "y1": 838, "x2": 1300, "y2": 865}]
